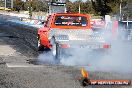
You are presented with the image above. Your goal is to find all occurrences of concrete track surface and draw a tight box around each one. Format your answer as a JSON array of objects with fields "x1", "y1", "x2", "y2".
[{"x1": 0, "y1": 14, "x2": 132, "y2": 88}]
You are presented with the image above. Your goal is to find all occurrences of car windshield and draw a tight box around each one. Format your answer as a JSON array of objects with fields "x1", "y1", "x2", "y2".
[{"x1": 54, "y1": 15, "x2": 88, "y2": 27}]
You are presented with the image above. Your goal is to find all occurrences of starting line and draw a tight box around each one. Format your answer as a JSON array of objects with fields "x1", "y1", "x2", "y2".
[
  {"x1": 6, "y1": 62, "x2": 64, "y2": 68},
  {"x1": 6, "y1": 62, "x2": 44, "y2": 68}
]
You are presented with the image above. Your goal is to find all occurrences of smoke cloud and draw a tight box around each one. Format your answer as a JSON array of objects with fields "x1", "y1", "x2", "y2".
[
  {"x1": 37, "y1": 21, "x2": 132, "y2": 73},
  {"x1": 37, "y1": 51, "x2": 58, "y2": 65}
]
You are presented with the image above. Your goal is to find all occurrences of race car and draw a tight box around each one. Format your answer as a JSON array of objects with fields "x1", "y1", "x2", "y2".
[{"x1": 38, "y1": 13, "x2": 110, "y2": 60}]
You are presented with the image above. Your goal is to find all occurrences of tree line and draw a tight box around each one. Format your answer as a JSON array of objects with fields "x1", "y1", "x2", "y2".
[
  {"x1": 13, "y1": 0, "x2": 48, "y2": 12},
  {"x1": 13, "y1": 0, "x2": 129, "y2": 16}
]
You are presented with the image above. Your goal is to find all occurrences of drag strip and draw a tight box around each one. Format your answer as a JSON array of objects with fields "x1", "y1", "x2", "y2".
[
  {"x1": 0, "y1": 14, "x2": 132, "y2": 88},
  {"x1": 0, "y1": 17, "x2": 82, "y2": 88},
  {"x1": 0, "y1": 14, "x2": 38, "y2": 51},
  {"x1": 4, "y1": 22, "x2": 38, "y2": 50}
]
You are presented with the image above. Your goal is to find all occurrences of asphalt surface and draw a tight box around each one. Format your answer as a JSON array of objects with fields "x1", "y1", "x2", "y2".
[{"x1": 0, "y1": 13, "x2": 132, "y2": 88}]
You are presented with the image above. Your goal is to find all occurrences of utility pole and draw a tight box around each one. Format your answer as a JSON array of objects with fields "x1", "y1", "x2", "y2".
[
  {"x1": 11, "y1": 0, "x2": 13, "y2": 9},
  {"x1": 28, "y1": 0, "x2": 32, "y2": 19},
  {"x1": 120, "y1": 0, "x2": 122, "y2": 21},
  {"x1": 78, "y1": 0, "x2": 81, "y2": 13},
  {"x1": 4, "y1": 0, "x2": 6, "y2": 9},
  {"x1": 79, "y1": 4, "x2": 80, "y2": 13}
]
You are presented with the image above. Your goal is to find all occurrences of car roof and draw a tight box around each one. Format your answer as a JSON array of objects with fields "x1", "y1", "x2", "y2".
[{"x1": 52, "y1": 13, "x2": 89, "y2": 16}]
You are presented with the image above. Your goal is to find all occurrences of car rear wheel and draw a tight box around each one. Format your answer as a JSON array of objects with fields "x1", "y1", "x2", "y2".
[{"x1": 51, "y1": 38, "x2": 61, "y2": 61}]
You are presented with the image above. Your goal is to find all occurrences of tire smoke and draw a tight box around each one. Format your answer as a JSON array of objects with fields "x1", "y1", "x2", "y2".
[
  {"x1": 60, "y1": 22, "x2": 132, "y2": 73},
  {"x1": 37, "y1": 22, "x2": 132, "y2": 73},
  {"x1": 37, "y1": 51, "x2": 57, "y2": 65}
]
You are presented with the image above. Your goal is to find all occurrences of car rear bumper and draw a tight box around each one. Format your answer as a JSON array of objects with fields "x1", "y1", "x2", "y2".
[{"x1": 57, "y1": 41, "x2": 111, "y2": 49}]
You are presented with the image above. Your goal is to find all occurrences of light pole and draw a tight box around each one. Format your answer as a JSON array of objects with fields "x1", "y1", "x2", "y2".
[
  {"x1": 11, "y1": 0, "x2": 13, "y2": 9},
  {"x1": 78, "y1": 0, "x2": 80, "y2": 13},
  {"x1": 119, "y1": 0, "x2": 122, "y2": 21},
  {"x1": 79, "y1": 3, "x2": 80, "y2": 13},
  {"x1": 28, "y1": 0, "x2": 32, "y2": 19},
  {"x1": 4, "y1": 0, "x2": 6, "y2": 9}
]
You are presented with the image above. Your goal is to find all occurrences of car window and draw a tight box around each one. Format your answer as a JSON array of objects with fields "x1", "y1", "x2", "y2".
[{"x1": 54, "y1": 15, "x2": 88, "y2": 27}]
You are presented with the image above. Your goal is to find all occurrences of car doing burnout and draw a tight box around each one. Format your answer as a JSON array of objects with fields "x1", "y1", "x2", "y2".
[{"x1": 38, "y1": 13, "x2": 110, "y2": 60}]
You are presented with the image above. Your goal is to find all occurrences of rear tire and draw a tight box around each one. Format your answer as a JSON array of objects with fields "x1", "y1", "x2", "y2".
[{"x1": 51, "y1": 38, "x2": 61, "y2": 61}]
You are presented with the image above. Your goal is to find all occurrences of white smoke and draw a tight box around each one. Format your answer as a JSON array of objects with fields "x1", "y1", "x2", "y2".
[
  {"x1": 60, "y1": 22, "x2": 132, "y2": 73},
  {"x1": 37, "y1": 21, "x2": 132, "y2": 73},
  {"x1": 37, "y1": 51, "x2": 58, "y2": 65}
]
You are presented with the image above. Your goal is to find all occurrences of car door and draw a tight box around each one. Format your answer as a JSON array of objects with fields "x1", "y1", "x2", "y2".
[{"x1": 40, "y1": 15, "x2": 52, "y2": 47}]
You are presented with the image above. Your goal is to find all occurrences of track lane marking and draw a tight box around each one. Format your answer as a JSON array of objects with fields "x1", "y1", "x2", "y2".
[{"x1": 6, "y1": 62, "x2": 44, "y2": 68}]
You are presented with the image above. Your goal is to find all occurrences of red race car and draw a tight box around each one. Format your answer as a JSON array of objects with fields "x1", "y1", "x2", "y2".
[{"x1": 38, "y1": 13, "x2": 110, "y2": 59}]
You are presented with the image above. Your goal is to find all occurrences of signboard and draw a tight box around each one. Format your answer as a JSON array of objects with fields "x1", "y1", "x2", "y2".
[
  {"x1": 0, "y1": 0, "x2": 13, "y2": 8},
  {"x1": 105, "y1": 15, "x2": 111, "y2": 22},
  {"x1": 48, "y1": 2, "x2": 66, "y2": 14},
  {"x1": 6, "y1": 0, "x2": 12, "y2": 8},
  {"x1": 50, "y1": 2, "x2": 66, "y2": 6},
  {"x1": 0, "y1": 0, "x2": 5, "y2": 7}
]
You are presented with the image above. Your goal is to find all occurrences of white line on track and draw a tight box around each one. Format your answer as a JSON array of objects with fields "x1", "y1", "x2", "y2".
[{"x1": 6, "y1": 63, "x2": 44, "y2": 68}]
